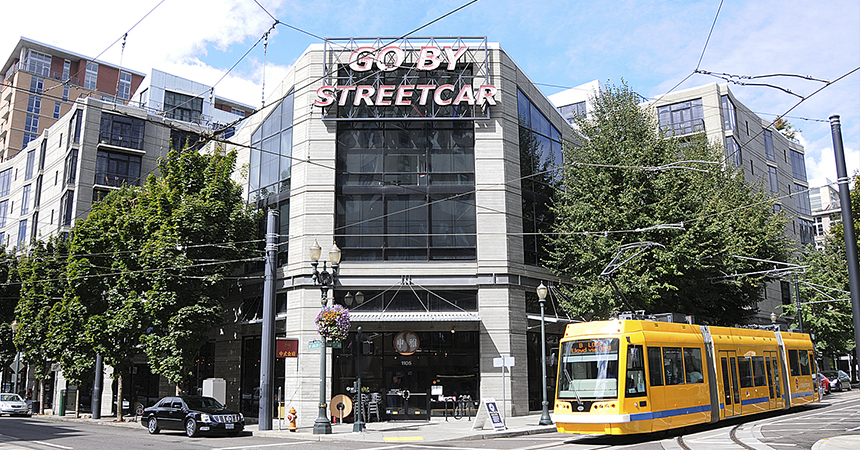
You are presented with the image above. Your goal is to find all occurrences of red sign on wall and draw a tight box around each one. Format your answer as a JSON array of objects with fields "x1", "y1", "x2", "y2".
[{"x1": 277, "y1": 338, "x2": 298, "y2": 358}]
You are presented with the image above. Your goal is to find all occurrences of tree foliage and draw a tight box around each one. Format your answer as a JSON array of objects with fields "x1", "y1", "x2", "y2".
[
  {"x1": 794, "y1": 174, "x2": 859, "y2": 357},
  {"x1": 0, "y1": 248, "x2": 20, "y2": 372},
  {"x1": 546, "y1": 82, "x2": 790, "y2": 325},
  {"x1": 58, "y1": 146, "x2": 259, "y2": 395}
]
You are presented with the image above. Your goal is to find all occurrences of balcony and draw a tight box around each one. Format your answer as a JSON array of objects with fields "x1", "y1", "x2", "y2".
[
  {"x1": 6, "y1": 61, "x2": 81, "y2": 87},
  {"x1": 98, "y1": 132, "x2": 145, "y2": 151}
]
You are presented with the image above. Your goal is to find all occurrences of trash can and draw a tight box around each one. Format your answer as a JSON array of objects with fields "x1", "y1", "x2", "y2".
[
  {"x1": 30, "y1": 401, "x2": 39, "y2": 415},
  {"x1": 58, "y1": 389, "x2": 67, "y2": 416}
]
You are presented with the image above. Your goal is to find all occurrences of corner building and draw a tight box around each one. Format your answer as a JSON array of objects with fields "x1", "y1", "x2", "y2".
[{"x1": 227, "y1": 38, "x2": 571, "y2": 424}]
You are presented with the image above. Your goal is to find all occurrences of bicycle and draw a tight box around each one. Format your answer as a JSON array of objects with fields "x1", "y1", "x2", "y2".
[{"x1": 452, "y1": 394, "x2": 473, "y2": 420}]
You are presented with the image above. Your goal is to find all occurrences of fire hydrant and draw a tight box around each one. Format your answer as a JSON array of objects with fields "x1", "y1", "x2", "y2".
[{"x1": 287, "y1": 407, "x2": 297, "y2": 432}]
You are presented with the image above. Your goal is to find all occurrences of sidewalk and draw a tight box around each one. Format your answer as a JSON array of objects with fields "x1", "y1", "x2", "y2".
[{"x1": 250, "y1": 412, "x2": 558, "y2": 442}]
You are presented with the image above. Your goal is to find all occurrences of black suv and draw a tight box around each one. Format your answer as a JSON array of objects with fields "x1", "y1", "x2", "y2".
[{"x1": 141, "y1": 396, "x2": 244, "y2": 437}]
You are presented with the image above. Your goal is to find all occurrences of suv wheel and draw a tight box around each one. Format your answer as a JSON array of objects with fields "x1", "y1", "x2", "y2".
[
  {"x1": 186, "y1": 419, "x2": 199, "y2": 437},
  {"x1": 147, "y1": 417, "x2": 159, "y2": 434}
]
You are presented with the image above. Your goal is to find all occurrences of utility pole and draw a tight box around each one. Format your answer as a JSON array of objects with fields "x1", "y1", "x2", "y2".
[
  {"x1": 92, "y1": 354, "x2": 103, "y2": 419},
  {"x1": 258, "y1": 209, "x2": 278, "y2": 430},
  {"x1": 830, "y1": 115, "x2": 860, "y2": 382}
]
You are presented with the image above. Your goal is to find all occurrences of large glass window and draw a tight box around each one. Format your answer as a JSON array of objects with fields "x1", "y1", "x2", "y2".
[
  {"x1": 84, "y1": 62, "x2": 98, "y2": 90},
  {"x1": 657, "y1": 98, "x2": 704, "y2": 136},
  {"x1": 647, "y1": 347, "x2": 664, "y2": 387},
  {"x1": 335, "y1": 120, "x2": 476, "y2": 261},
  {"x1": 29, "y1": 76, "x2": 44, "y2": 94},
  {"x1": 764, "y1": 129, "x2": 775, "y2": 161},
  {"x1": 799, "y1": 218, "x2": 815, "y2": 246},
  {"x1": 721, "y1": 95, "x2": 736, "y2": 132},
  {"x1": 65, "y1": 149, "x2": 78, "y2": 185},
  {"x1": 164, "y1": 90, "x2": 203, "y2": 123},
  {"x1": 24, "y1": 151, "x2": 35, "y2": 180},
  {"x1": 559, "y1": 101, "x2": 586, "y2": 125},
  {"x1": 518, "y1": 88, "x2": 562, "y2": 266},
  {"x1": 20, "y1": 185, "x2": 30, "y2": 215},
  {"x1": 17, "y1": 220, "x2": 27, "y2": 248},
  {"x1": 790, "y1": 150, "x2": 807, "y2": 181},
  {"x1": 99, "y1": 113, "x2": 145, "y2": 150},
  {"x1": 684, "y1": 348, "x2": 704, "y2": 383},
  {"x1": 27, "y1": 51, "x2": 51, "y2": 77},
  {"x1": 768, "y1": 166, "x2": 779, "y2": 194},
  {"x1": 795, "y1": 184, "x2": 811, "y2": 215},
  {"x1": 0, "y1": 169, "x2": 11, "y2": 197},
  {"x1": 95, "y1": 150, "x2": 141, "y2": 187},
  {"x1": 557, "y1": 339, "x2": 619, "y2": 400},
  {"x1": 726, "y1": 137, "x2": 742, "y2": 168},
  {"x1": 625, "y1": 345, "x2": 647, "y2": 397},
  {"x1": 0, "y1": 200, "x2": 8, "y2": 227},
  {"x1": 249, "y1": 91, "x2": 294, "y2": 203},
  {"x1": 118, "y1": 71, "x2": 132, "y2": 101},
  {"x1": 662, "y1": 347, "x2": 685, "y2": 385},
  {"x1": 69, "y1": 109, "x2": 82, "y2": 146},
  {"x1": 60, "y1": 190, "x2": 74, "y2": 226}
]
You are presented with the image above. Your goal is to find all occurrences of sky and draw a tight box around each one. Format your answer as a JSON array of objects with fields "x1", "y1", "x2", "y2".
[{"x1": 2, "y1": 0, "x2": 857, "y2": 191}]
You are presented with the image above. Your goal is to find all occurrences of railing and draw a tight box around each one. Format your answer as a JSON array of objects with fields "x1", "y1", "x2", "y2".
[
  {"x1": 6, "y1": 62, "x2": 81, "y2": 86},
  {"x1": 660, "y1": 118, "x2": 706, "y2": 137},
  {"x1": 98, "y1": 132, "x2": 145, "y2": 151},
  {"x1": 94, "y1": 171, "x2": 140, "y2": 187}
]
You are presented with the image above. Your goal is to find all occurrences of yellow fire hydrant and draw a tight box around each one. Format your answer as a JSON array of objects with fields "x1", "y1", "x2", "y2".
[{"x1": 288, "y1": 407, "x2": 297, "y2": 432}]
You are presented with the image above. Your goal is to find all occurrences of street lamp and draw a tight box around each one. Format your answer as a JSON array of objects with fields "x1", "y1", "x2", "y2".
[
  {"x1": 310, "y1": 239, "x2": 341, "y2": 435},
  {"x1": 10, "y1": 321, "x2": 19, "y2": 396},
  {"x1": 770, "y1": 312, "x2": 777, "y2": 325},
  {"x1": 536, "y1": 283, "x2": 553, "y2": 426}
]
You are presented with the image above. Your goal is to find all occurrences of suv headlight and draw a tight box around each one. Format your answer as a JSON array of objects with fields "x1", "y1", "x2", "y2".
[
  {"x1": 201, "y1": 414, "x2": 213, "y2": 423},
  {"x1": 239, "y1": 413, "x2": 244, "y2": 421}
]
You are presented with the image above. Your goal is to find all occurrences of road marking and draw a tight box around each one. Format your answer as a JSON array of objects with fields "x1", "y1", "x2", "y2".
[
  {"x1": 213, "y1": 443, "x2": 297, "y2": 450},
  {"x1": 383, "y1": 436, "x2": 424, "y2": 441},
  {"x1": 32, "y1": 442, "x2": 73, "y2": 450}
]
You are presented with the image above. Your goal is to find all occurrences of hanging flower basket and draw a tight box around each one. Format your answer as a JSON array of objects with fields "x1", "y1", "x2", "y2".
[{"x1": 316, "y1": 304, "x2": 351, "y2": 342}]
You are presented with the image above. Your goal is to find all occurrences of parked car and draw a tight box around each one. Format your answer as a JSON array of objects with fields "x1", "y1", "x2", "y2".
[
  {"x1": 141, "y1": 396, "x2": 244, "y2": 437},
  {"x1": 817, "y1": 373, "x2": 831, "y2": 394},
  {"x1": 0, "y1": 393, "x2": 31, "y2": 416},
  {"x1": 821, "y1": 370, "x2": 852, "y2": 392}
]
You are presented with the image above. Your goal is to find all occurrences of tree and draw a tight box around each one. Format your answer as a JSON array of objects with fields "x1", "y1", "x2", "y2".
[
  {"x1": 15, "y1": 237, "x2": 72, "y2": 412},
  {"x1": 794, "y1": 174, "x2": 859, "y2": 366},
  {"x1": 0, "y1": 248, "x2": 20, "y2": 388},
  {"x1": 60, "y1": 145, "x2": 258, "y2": 418},
  {"x1": 546, "y1": 82, "x2": 790, "y2": 325}
]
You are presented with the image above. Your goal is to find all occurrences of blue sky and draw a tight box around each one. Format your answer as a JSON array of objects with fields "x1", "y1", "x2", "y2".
[{"x1": 2, "y1": 0, "x2": 857, "y2": 189}]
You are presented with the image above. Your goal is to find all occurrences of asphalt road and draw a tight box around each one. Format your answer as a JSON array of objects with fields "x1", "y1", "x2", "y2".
[{"x1": 2, "y1": 390, "x2": 858, "y2": 450}]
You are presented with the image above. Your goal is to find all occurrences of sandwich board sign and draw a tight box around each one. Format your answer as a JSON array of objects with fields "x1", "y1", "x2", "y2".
[{"x1": 470, "y1": 397, "x2": 506, "y2": 431}]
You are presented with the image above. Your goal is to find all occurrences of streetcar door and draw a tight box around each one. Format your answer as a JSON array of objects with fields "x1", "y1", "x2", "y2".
[
  {"x1": 719, "y1": 351, "x2": 740, "y2": 417},
  {"x1": 765, "y1": 352, "x2": 778, "y2": 410}
]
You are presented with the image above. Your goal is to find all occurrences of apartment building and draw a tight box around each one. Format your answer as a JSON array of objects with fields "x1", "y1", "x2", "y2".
[
  {"x1": 810, "y1": 184, "x2": 842, "y2": 249},
  {"x1": 0, "y1": 37, "x2": 147, "y2": 162}
]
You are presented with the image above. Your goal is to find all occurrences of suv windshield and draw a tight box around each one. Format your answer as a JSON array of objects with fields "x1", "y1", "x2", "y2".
[
  {"x1": 184, "y1": 397, "x2": 225, "y2": 410},
  {"x1": 557, "y1": 338, "x2": 619, "y2": 400}
]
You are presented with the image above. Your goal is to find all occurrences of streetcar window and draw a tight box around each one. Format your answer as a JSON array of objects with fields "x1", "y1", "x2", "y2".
[
  {"x1": 799, "y1": 351, "x2": 810, "y2": 376},
  {"x1": 684, "y1": 348, "x2": 704, "y2": 383},
  {"x1": 753, "y1": 356, "x2": 767, "y2": 387},
  {"x1": 663, "y1": 347, "x2": 685, "y2": 385},
  {"x1": 730, "y1": 357, "x2": 740, "y2": 404},
  {"x1": 788, "y1": 350, "x2": 800, "y2": 376},
  {"x1": 721, "y1": 357, "x2": 732, "y2": 405},
  {"x1": 771, "y1": 357, "x2": 781, "y2": 397},
  {"x1": 648, "y1": 347, "x2": 664, "y2": 387},
  {"x1": 738, "y1": 358, "x2": 753, "y2": 388},
  {"x1": 558, "y1": 338, "x2": 619, "y2": 400},
  {"x1": 765, "y1": 357, "x2": 775, "y2": 398},
  {"x1": 626, "y1": 344, "x2": 647, "y2": 397}
]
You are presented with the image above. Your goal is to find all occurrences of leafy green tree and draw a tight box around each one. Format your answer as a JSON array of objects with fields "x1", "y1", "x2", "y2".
[
  {"x1": 61, "y1": 146, "x2": 258, "y2": 416},
  {"x1": 547, "y1": 82, "x2": 790, "y2": 325},
  {"x1": 794, "y1": 174, "x2": 859, "y2": 366},
  {"x1": 15, "y1": 237, "x2": 71, "y2": 411},
  {"x1": 0, "y1": 248, "x2": 20, "y2": 386}
]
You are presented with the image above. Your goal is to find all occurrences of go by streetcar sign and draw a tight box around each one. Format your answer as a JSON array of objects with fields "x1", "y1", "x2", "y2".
[{"x1": 317, "y1": 37, "x2": 496, "y2": 121}]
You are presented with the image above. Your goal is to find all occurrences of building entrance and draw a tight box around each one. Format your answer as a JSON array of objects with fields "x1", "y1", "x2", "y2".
[{"x1": 385, "y1": 367, "x2": 429, "y2": 420}]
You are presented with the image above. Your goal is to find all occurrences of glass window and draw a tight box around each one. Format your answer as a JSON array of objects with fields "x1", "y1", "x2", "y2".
[
  {"x1": 800, "y1": 218, "x2": 815, "y2": 246},
  {"x1": 657, "y1": 99, "x2": 704, "y2": 136},
  {"x1": 557, "y1": 339, "x2": 619, "y2": 400},
  {"x1": 69, "y1": 109, "x2": 82, "y2": 145},
  {"x1": 726, "y1": 137, "x2": 742, "y2": 168},
  {"x1": 63, "y1": 85, "x2": 69, "y2": 102},
  {"x1": 721, "y1": 95, "x2": 736, "y2": 132},
  {"x1": 33, "y1": 175, "x2": 42, "y2": 208},
  {"x1": 24, "y1": 151, "x2": 35, "y2": 180},
  {"x1": 799, "y1": 351, "x2": 810, "y2": 376},
  {"x1": 772, "y1": 358, "x2": 781, "y2": 398},
  {"x1": 23, "y1": 132, "x2": 39, "y2": 149},
  {"x1": 0, "y1": 169, "x2": 11, "y2": 197},
  {"x1": 0, "y1": 200, "x2": 8, "y2": 227},
  {"x1": 118, "y1": 71, "x2": 132, "y2": 100},
  {"x1": 790, "y1": 150, "x2": 807, "y2": 181},
  {"x1": 684, "y1": 348, "x2": 704, "y2": 383},
  {"x1": 54, "y1": 101, "x2": 62, "y2": 119},
  {"x1": 765, "y1": 357, "x2": 775, "y2": 398},
  {"x1": 84, "y1": 62, "x2": 98, "y2": 90},
  {"x1": 625, "y1": 345, "x2": 647, "y2": 397},
  {"x1": 29, "y1": 76, "x2": 44, "y2": 94},
  {"x1": 62, "y1": 60, "x2": 70, "y2": 82},
  {"x1": 795, "y1": 184, "x2": 811, "y2": 215},
  {"x1": 25, "y1": 112, "x2": 40, "y2": 134},
  {"x1": 65, "y1": 149, "x2": 78, "y2": 185},
  {"x1": 648, "y1": 347, "x2": 664, "y2": 387},
  {"x1": 249, "y1": 91, "x2": 294, "y2": 203},
  {"x1": 95, "y1": 150, "x2": 141, "y2": 187},
  {"x1": 27, "y1": 51, "x2": 51, "y2": 77},
  {"x1": 60, "y1": 190, "x2": 74, "y2": 226},
  {"x1": 764, "y1": 129, "x2": 775, "y2": 161},
  {"x1": 99, "y1": 113, "x2": 145, "y2": 150},
  {"x1": 662, "y1": 347, "x2": 685, "y2": 385},
  {"x1": 738, "y1": 357, "x2": 753, "y2": 388},
  {"x1": 17, "y1": 220, "x2": 27, "y2": 248},
  {"x1": 163, "y1": 90, "x2": 203, "y2": 123},
  {"x1": 20, "y1": 185, "x2": 30, "y2": 215},
  {"x1": 768, "y1": 166, "x2": 779, "y2": 194},
  {"x1": 752, "y1": 356, "x2": 767, "y2": 387},
  {"x1": 27, "y1": 94, "x2": 41, "y2": 114},
  {"x1": 788, "y1": 349, "x2": 800, "y2": 376},
  {"x1": 720, "y1": 357, "x2": 732, "y2": 405}
]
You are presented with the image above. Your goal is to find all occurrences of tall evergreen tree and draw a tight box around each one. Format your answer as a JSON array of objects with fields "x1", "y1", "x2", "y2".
[{"x1": 547, "y1": 82, "x2": 790, "y2": 325}]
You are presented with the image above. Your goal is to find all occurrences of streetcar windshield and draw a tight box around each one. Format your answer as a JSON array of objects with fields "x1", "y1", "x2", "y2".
[{"x1": 557, "y1": 338, "x2": 619, "y2": 400}]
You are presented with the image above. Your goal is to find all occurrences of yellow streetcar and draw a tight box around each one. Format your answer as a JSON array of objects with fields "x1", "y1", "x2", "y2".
[{"x1": 552, "y1": 319, "x2": 819, "y2": 435}]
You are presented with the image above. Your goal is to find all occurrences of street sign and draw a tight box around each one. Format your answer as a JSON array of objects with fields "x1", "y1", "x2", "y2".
[
  {"x1": 308, "y1": 339, "x2": 323, "y2": 349},
  {"x1": 326, "y1": 341, "x2": 342, "y2": 349},
  {"x1": 493, "y1": 357, "x2": 514, "y2": 367},
  {"x1": 9, "y1": 352, "x2": 21, "y2": 373}
]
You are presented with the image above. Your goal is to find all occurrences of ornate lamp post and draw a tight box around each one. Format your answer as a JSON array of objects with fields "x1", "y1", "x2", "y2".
[
  {"x1": 310, "y1": 239, "x2": 341, "y2": 435},
  {"x1": 536, "y1": 283, "x2": 553, "y2": 426}
]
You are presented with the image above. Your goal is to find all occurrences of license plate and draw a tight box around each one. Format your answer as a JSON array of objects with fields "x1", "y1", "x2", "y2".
[{"x1": 225, "y1": 424, "x2": 234, "y2": 429}]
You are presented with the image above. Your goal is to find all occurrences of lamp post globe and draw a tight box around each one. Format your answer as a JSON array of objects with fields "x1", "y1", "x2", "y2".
[{"x1": 536, "y1": 283, "x2": 553, "y2": 425}]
